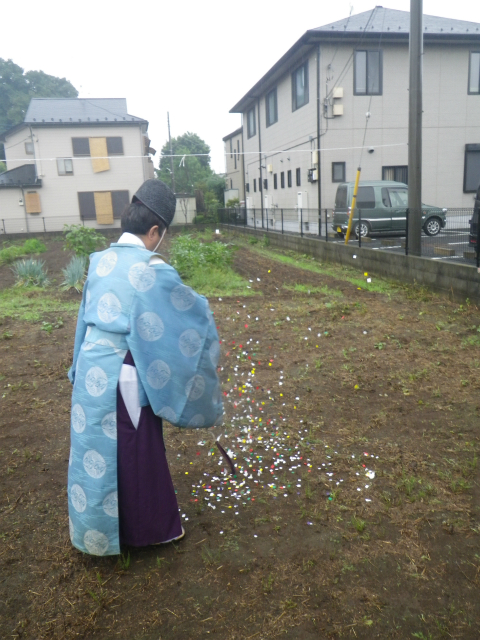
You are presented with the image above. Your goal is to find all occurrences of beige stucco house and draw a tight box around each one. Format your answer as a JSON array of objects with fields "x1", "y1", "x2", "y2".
[
  {"x1": 226, "y1": 7, "x2": 480, "y2": 222},
  {"x1": 223, "y1": 127, "x2": 245, "y2": 205},
  {"x1": 0, "y1": 98, "x2": 155, "y2": 233}
]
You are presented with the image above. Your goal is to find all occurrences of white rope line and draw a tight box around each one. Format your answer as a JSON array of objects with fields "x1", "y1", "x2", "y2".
[{"x1": 3, "y1": 142, "x2": 408, "y2": 165}]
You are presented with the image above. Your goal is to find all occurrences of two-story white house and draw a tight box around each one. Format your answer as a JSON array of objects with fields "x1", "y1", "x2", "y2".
[
  {"x1": 226, "y1": 7, "x2": 480, "y2": 221},
  {"x1": 223, "y1": 127, "x2": 245, "y2": 205},
  {"x1": 0, "y1": 98, "x2": 155, "y2": 233}
]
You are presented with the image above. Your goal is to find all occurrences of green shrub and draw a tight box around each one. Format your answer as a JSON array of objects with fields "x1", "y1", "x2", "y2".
[
  {"x1": 61, "y1": 255, "x2": 87, "y2": 292},
  {"x1": 170, "y1": 235, "x2": 234, "y2": 279},
  {"x1": 63, "y1": 224, "x2": 107, "y2": 258},
  {"x1": 0, "y1": 238, "x2": 46, "y2": 265},
  {"x1": 23, "y1": 238, "x2": 46, "y2": 254},
  {"x1": 11, "y1": 259, "x2": 49, "y2": 287}
]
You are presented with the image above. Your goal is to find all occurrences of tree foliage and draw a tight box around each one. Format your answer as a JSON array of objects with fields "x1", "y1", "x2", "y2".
[
  {"x1": 0, "y1": 58, "x2": 78, "y2": 135},
  {"x1": 156, "y1": 131, "x2": 225, "y2": 216}
]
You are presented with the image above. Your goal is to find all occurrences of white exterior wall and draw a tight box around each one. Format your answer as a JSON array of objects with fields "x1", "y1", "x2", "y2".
[
  {"x1": 172, "y1": 196, "x2": 196, "y2": 225},
  {"x1": 224, "y1": 131, "x2": 244, "y2": 202},
  {"x1": 239, "y1": 38, "x2": 480, "y2": 212},
  {"x1": 1, "y1": 124, "x2": 150, "y2": 231}
]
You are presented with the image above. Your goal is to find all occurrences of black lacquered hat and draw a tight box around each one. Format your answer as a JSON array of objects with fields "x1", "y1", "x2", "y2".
[{"x1": 132, "y1": 179, "x2": 176, "y2": 227}]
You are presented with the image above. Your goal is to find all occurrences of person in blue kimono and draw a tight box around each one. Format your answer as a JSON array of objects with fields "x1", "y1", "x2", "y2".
[{"x1": 68, "y1": 179, "x2": 223, "y2": 556}]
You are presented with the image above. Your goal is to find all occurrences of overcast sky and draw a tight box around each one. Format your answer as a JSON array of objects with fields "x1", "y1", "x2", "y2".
[{"x1": 2, "y1": 0, "x2": 480, "y2": 173}]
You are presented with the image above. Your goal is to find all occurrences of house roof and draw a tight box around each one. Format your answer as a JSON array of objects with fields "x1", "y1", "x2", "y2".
[
  {"x1": 0, "y1": 164, "x2": 40, "y2": 188},
  {"x1": 1, "y1": 98, "x2": 147, "y2": 141},
  {"x1": 230, "y1": 7, "x2": 480, "y2": 113},
  {"x1": 222, "y1": 127, "x2": 243, "y2": 142}
]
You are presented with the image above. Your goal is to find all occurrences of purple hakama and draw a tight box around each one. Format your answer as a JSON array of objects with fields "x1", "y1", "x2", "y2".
[{"x1": 117, "y1": 352, "x2": 183, "y2": 547}]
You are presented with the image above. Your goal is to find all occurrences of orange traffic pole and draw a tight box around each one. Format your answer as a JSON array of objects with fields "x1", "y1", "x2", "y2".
[{"x1": 345, "y1": 167, "x2": 361, "y2": 244}]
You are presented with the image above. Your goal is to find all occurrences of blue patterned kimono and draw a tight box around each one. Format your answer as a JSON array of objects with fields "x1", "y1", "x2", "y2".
[{"x1": 68, "y1": 241, "x2": 223, "y2": 556}]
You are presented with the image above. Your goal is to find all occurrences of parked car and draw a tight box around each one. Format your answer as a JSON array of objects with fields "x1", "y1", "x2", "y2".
[
  {"x1": 468, "y1": 184, "x2": 480, "y2": 254},
  {"x1": 332, "y1": 181, "x2": 447, "y2": 238}
]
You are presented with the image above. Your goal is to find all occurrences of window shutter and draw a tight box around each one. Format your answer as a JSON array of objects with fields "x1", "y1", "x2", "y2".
[
  {"x1": 94, "y1": 192, "x2": 114, "y2": 224},
  {"x1": 89, "y1": 138, "x2": 110, "y2": 173},
  {"x1": 25, "y1": 191, "x2": 41, "y2": 214},
  {"x1": 78, "y1": 192, "x2": 96, "y2": 219},
  {"x1": 111, "y1": 190, "x2": 130, "y2": 218}
]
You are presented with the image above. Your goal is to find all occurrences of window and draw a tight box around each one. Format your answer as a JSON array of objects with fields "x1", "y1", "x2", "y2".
[
  {"x1": 246, "y1": 183, "x2": 250, "y2": 192},
  {"x1": 296, "y1": 168, "x2": 301, "y2": 187},
  {"x1": 382, "y1": 165, "x2": 408, "y2": 184},
  {"x1": 354, "y1": 50, "x2": 382, "y2": 95},
  {"x1": 287, "y1": 170, "x2": 292, "y2": 187},
  {"x1": 292, "y1": 62, "x2": 309, "y2": 110},
  {"x1": 332, "y1": 162, "x2": 346, "y2": 183},
  {"x1": 356, "y1": 186, "x2": 376, "y2": 209},
  {"x1": 263, "y1": 179, "x2": 268, "y2": 190},
  {"x1": 230, "y1": 139, "x2": 233, "y2": 158},
  {"x1": 266, "y1": 88, "x2": 278, "y2": 126},
  {"x1": 230, "y1": 179, "x2": 233, "y2": 189},
  {"x1": 274, "y1": 173, "x2": 278, "y2": 189},
  {"x1": 25, "y1": 142, "x2": 34, "y2": 155},
  {"x1": 281, "y1": 172, "x2": 285, "y2": 188},
  {"x1": 57, "y1": 158, "x2": 74, "y2": 176},
  {"x1": 469, "y1": 52, "x2": 480, "y2": 94},
  {"x1": 464, "y1": 144, "x2": 480, "y2": 192},
  {"x1": 78, "y1": 190, "x2": 129, "y2": 223},
  {"x1": 234, "y1": 150, "x2": 237, "y2": 170},
  {"x1": 247, "y1": 107, "x2": 256, "y2": 138},
  {"x1": 72, "y1": 137, "x2": 123, "y2": 156},
  {"x1": 253, "y1": 178, "x2": 257, "y2": 192},
  {"x1": 25, "y1": 191, "x2": 41, "y2": 214}
]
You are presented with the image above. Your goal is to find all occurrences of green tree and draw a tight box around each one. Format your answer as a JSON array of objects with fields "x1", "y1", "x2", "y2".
[
  {"x1": 0, "y1": 58, "x2": 78, "y2": 157},
  {"x1": 0, "y1": 161, "x2": 6, "y2": 174}
]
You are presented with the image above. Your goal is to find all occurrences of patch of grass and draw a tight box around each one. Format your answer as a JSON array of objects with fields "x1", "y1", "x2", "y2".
[
  {"x1": 0, "y1": 238, "x2": 46, "y2": 265},
  {"x1": 283, "y1": 284, "x2": 324, "y2": 295},
  {"x1": 12, "y1": 258, "x2": 49, "y2": 287},
  {"x1": 185, "y1": 265, "x2": 257, "y2": 298},
  {"x1": 0, "y1": 287, "x2": 79, "y2": 321}
]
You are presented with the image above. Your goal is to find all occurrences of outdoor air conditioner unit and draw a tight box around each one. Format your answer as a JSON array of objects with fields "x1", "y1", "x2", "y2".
[
  {"x1": 333, "y1": 104, "x2": 344, "y2": 116},
  {"x1": 267, "y1": 164, "x2": 273, "y2": 173},
  {"x1": 307, "y1": 168, "x2": 318, "y2": 183},
  {"x1": 332, "y1": 87, "x2": 344, "y2": 99}
]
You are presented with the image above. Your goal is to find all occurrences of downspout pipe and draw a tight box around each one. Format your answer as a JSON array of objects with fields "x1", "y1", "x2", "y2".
[
  {"x1": 316, "y1": 43, "x2": 322, "y2": 225},
  {"x1": 257, "y1": 98, "x2": 264, "y2": 223}
]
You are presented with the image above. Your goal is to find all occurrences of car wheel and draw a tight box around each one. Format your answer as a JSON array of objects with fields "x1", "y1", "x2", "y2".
[
  {"x1": 354, "y1": 221, "x2": 371, "y2": 238},
  {"x1": 423, "y1": 217, "x2": 441, "y2": 236},
  {"x1": 336, "y1": 232, "x2": 345, "y2": 239}
]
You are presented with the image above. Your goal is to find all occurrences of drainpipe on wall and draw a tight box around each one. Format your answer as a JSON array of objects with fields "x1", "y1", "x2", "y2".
[
  {"x1": 29, "y1": 126, "x2": 38, "y2": 182},
  {"x1": 257, "y1": 98, "x2": 264, "y2": 224},
  {"x1": 316, "y1": 43, "x2": 322, "y2": 222},
  {"x1": 20, "y1": 186, "x2": 29, "y2": 233}
]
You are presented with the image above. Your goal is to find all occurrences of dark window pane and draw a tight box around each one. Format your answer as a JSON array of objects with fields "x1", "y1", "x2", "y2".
[
  {"x1": 293, "y1": 63, "x2": 308, "y2": 110},
  {"x1": 465, "y1": 148, "x2": 480, "y2": 192},
  {"x1": 234, "y1": 151, "x2": 237, "y2": 170},
  {"x1": 72, "y1": 138, "x2": 90, "y2": 156},
  {"x1": 287, "y1": 170, "x2": 292, "y2": 187},
  {"x1": 469, "y1": 52, "x2": 480, "y2": 93},
  {"x1": 246, "y1": 183, "x2": 250, "y2": 192},
  {"x1": 356, "y1": 186, "x2": 376, "y2": 208},
  {"x1": 382, "y1": 166, "x2": 408, "y2": 184},
  {"x1": 253, "y1": 178, "x2": 257, "y2": 192},
  {"x1": 78, "y1": 192, "x2": 96, "y2": 219},
  {"x1": 111, "y1": 190, "x2": 130, "y2": 218},
  {"x1": 332, "y1": 162, "x2": 345, "y2": 182},
  {"x1": 106, "y1": 137, "x2": 124, "y2": 155},
  {"x1": 263, "y1": 179, "x2": 268, "y2": 190},
  {"x1": 335, "y1": 186, "x2": 347, "y2": 208},
  {"x1": 355, "y1": 51, "x2": 367, "y2": 94},
  {"x1": 274, "y1": 173, "x2": 277, "y2": 189},
  {"x1": 296, "y1": 168, "x2": 301, "y2": 186},
  {"x1": 266, "y1": 88, "x2": 277, "y2": 126},
  {"x1": 281, "y1": 172, "x2": 285, "y2": 188},
  {"x1": 247, "y1": 107, "x2": 256, "y2": 138}
]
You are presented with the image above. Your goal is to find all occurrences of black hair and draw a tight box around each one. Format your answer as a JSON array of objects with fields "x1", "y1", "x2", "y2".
[{"x1": 121, "y1": 202, "x2": 167, "y2": 236}]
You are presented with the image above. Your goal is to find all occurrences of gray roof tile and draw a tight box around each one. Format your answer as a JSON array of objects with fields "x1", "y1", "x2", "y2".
[{"x1": 24, "y1": 98, "x2": 146, "y2": 124}]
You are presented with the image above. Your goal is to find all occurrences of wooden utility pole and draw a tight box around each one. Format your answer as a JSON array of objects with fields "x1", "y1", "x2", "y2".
[
  {"x1": 407, "y1": 0, "x2": 423, "y2": 256},
  {"x1": 167, "y1": 112, "x2": 176, "y2": 193}
]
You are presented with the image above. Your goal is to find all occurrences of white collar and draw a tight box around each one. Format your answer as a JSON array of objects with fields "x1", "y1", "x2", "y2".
[{"x1": 117, "y1": 232, "x2": 146, "y2": 248}]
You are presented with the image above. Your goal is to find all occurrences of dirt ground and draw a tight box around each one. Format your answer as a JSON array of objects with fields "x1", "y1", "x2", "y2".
[{"x1": 1, "y1": 232, "x2": 480, "y2": 639}]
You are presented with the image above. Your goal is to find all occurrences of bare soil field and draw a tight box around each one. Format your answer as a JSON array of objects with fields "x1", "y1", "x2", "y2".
[{"x1": 1, "y1": 231, "x2": 480, "y2": 639}]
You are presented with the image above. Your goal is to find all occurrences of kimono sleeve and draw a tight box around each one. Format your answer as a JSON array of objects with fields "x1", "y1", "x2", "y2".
[
  {"x1": 126, "y1": 264, "x2": 224, "y2": 429},
  {"x1": 68, "y1": 282, "x2": 90, "y2": 384}
]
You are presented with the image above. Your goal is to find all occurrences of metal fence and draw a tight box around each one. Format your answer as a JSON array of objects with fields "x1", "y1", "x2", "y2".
[{"x1": 218, "y1": 207, "x2": 479, "y2": 267}]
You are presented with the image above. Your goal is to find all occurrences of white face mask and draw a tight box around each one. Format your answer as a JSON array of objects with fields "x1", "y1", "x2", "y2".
[{"x1": 153, "y1": 228, "x2": 167, "y2": 253}]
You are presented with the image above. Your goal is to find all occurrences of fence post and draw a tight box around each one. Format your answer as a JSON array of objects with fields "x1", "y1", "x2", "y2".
[
  {"x1": 281, "y1": 209, "x2": 284, "y2": 234},
  {"x1": 43, "y1": 217, "x2": 46, "y2": 233},
  {"x1": 261, "y1": 207, "x2": 264, "y2": 230},
  {"x1": 2, "y1": 219, "x2": 5, "y2": 234},
  {"x1": 300, "y1": 208, "x2": 303, "y2": 237},
  {"x1": 266, "y1": 211, "x2": 269, "y2": 233},
  {"x1": 405, "y1": 208, "x2": 409, "y2": 256},
  {"x1": 254, "y1": 209, "x2": 256, "y2": 231},
  {"x1": 325, "y1": 209, "x2": 328, "y2": 242},
  {"x1": 318, "y1": 209, "x2": 321, "y2": 237},
  {"x1": 358, "y1": 208, "x2": 362, "y2": 248}
]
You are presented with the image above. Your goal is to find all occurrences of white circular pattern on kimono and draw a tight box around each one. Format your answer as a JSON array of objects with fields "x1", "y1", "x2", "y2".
[
  {"x1": 185, "y1": 375, "x2": 205, "y2": 401},
  {"x1": 209, "y1": 340, "x2": 220, "y2": 367},
  {"x1": 146, "y1": 360, "x2": 171, "y2": 389},
  {"x1": 85, "y1": 326, "x2": 92, "y2": 337},
  {"x1": 84, "y1": 530, "x2": 109, "y2": 556},
  {"x1": 170, "y1": 284, "x2": 195, "y2": 311},
  {"x1": 82, "y1": 340, "x2": 95, "y2": 351},
  {"x1": 69, "y1": 517, "x2": 74, "y2": 542},
  {"x1": 83, "y1": 450, "x2": 107, "y2": 479},
  {"x1": 85, "y1": 289, "x2": 91, "y2": 312},
  {"x1": 85, "y1": 366, "x2": 108, "y2": 397},
  {"x1": 188, "y1": 414, "x2": 205, "y2": 428},
  {"x1": 157, "y1": 406, "x2": 177, "y2": 423},
  {"x1": 179, "y1": 329, "x2": 202, "y2": 358},
  {"x1": 128, "y1": 262, "x2": 156, "y2": 292},
  {"x1": 101, "y1": 412, "x2": 117, "y2": 440},
  {"x1": 71, "y1": 404, "x2": 86, "y2": 433},
  {"x1": 96, "y1": 251, "x2": 118, "y2": 277},
  {"x1": 97, "y1": 293, "x2": 122, "y2": 324},
  {"x1": 103, "y1": 491, "x2": 118, "y2": 518},
  {"x1": 136, "y1": 312, "x2": 164, "y2": 342},
  {"x1": 71, "y1": 484, "x2": 87, "y2": 513}
]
